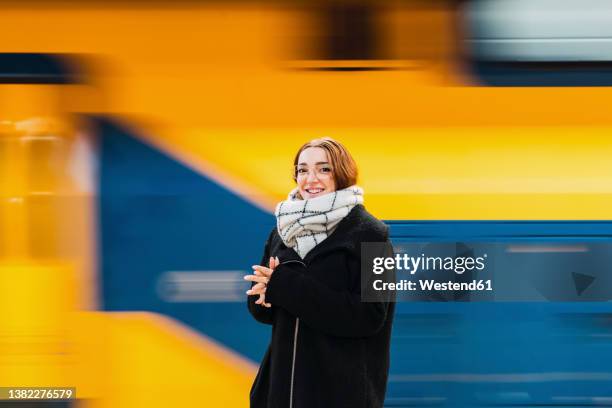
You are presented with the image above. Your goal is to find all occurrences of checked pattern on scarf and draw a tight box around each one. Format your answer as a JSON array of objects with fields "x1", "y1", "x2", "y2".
[{"x1": 275, "y1": 186, "x2": 364, "y2": 258}]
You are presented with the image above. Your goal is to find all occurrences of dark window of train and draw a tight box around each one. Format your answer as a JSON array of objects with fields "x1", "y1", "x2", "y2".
[{"x1": 317, "y1": 4, "x2": 380, "y2": 60}]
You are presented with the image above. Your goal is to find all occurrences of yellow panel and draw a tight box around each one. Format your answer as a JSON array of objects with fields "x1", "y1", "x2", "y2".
[
  {"x1": 0, "y1": 262, "x2": 77, "y2": 386},
  {"x1": 0, "y1": 297, "x2": 257, "y2": 407},
  {"x1": 135, "y1": 126, "x2": 612, "y2": 220},
  {"x1": 100, "y1": 312, "x2": 256, "y2": 408},
  {"x1": 0, "y1": 97, "x2": 97, "y2": 307}
]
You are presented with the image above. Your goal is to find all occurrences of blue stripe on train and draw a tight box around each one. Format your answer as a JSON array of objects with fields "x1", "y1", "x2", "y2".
[
  {"x1": 96, "y1": 116, "x2": 274, "y2": 362},
  {"x1": 388, "y1": 222, "x2": 612, "y2": 406}
]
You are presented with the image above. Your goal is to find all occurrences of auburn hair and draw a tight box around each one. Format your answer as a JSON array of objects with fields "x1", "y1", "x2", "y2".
[{"x1": 292, "y1": 137, "x2": 358, "y2": 190}]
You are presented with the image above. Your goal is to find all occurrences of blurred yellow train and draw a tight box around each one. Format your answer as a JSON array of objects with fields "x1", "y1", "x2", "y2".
[{"x1": 2, "y1": 1, "x2": 612, "y2": 407}]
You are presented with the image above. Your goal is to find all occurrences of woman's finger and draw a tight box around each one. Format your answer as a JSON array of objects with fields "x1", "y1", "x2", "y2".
[
  {"x1": 270, "y1": 256, "x2": 278, "y2": 270},
  {"x1": 252, "y1": 265, "x2": 273, "y2": 276},
  {"x1": 246, "y1": 285, "x2": 267, "y2": 296},
  {"x1": 245, "y1": 279, "x2": 267, "y2": 292},
  {"x1": 257, "y1": 293, "x2": 272, "y2": 308},
  {"x1": 252, "y1": 265, "x2": 272, "y2": 275},
  {"x1": 251, "y1": 282, "x2": 265, "y2": 290},
  {"x1": 244, "y1": 274, "x2": 269, "y2": 284}
]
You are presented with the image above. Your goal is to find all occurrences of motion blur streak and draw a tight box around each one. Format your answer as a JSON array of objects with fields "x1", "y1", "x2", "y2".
[{"x1": 1, "y1": 2, "x2": 612, "y2": 408}]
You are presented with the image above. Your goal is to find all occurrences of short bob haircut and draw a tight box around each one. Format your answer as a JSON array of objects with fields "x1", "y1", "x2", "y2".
[{"x1": 292, "y1": 137, "x2": 358, "y2": 190}]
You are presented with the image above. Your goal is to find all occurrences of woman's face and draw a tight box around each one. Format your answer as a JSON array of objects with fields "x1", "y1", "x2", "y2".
[{"x1": 296, "y1": 147, "x2": 336, "y2": 200}]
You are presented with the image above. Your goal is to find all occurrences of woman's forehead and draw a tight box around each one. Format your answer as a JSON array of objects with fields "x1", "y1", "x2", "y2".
[{"x1": 298, "y1": 147, "x2": 329, "y2": 164}]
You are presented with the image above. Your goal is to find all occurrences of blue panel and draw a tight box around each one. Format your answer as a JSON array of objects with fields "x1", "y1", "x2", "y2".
[
  {"x1": 96, "y1": 116, "x2": 274, "y2": 362},
  {"x1": 386, "y1": 220, "x2": 612, "y2": 406}
]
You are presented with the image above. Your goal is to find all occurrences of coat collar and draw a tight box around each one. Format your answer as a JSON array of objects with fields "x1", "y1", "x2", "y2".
[{"x1": 271, "y1": 204, "x2": 365, "y2": 264}]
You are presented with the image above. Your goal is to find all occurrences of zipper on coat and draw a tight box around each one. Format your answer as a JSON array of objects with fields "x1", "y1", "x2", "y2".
[
  {"x1": 290, "y1": 317, "x2": 299, "y2": 408},
  {"x1": 280, "y1": 259, "x2": 306, "y2": 408}
]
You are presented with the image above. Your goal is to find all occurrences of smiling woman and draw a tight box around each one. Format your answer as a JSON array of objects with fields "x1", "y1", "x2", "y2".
[
  {"x1": 292, "y1": 138, "x2": 357, "y2": 200},
  {"x1": 295, "y1": 155, "x2": 335, "y2": 199},
  {"x1": 245, "y1": 137, "x2": 395, "y2": 408}
]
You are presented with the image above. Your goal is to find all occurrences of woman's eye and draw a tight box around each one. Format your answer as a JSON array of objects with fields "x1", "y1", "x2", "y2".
[
  {"x1": 320, "y1": 167, "x2": 332, "y2": 173},
  {"x1": 297, "y1": 168, "x2": 308, "y2": 174}
]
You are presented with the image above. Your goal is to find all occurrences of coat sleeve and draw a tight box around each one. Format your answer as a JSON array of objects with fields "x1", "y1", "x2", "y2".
[
  {"x1": 265, "y1": 232, "x2": 394, "y2": 338},
  {"x1": 247, "y1": 229, "x2": 276, "y2": 325}
]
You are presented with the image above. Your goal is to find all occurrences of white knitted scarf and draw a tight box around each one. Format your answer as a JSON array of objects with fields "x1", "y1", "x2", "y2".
[{"x1": 275, "y1": 185, "x2": 364, "y2": 259}]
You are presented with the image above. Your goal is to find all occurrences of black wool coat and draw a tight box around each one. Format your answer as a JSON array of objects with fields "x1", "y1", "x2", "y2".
[{"x1": 248, "y1": 204, "x2": 395, "y2": 408}]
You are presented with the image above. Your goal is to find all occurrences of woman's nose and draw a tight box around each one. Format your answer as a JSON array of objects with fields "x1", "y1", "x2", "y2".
[{"x1": 307, "y1": 170, "x2": 319, "y2": 182}]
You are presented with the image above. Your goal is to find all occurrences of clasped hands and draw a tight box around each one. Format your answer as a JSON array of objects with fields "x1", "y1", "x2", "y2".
[{"x1": 244, "y1": 256, "x2": 279, "y2": 308}]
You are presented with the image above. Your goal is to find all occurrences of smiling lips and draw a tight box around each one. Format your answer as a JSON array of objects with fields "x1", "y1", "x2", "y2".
[{"x1": 305, "y1": 187, "x2": 324, "y2": 196}]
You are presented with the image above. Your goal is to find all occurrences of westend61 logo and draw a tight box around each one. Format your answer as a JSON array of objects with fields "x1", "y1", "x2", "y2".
[{"x1": 360, "y1": 243, "x2": 494, "y2": 300}]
